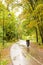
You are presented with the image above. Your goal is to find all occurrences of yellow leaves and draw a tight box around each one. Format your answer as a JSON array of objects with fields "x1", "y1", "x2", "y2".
[
  {"x1": 36, "y1": 4, "x2": 43, "y2": 11},
  {"x1": 28, "y1": 20, "x2": 37, "y2": 28},
  {"x1": 33, "y1": 4, "x2": 43, "y2": 16},
  {"x1": 21, "y1": 0, "x2": 28, "y2": 3},
  {"x1": 5, "y1": 0, "x2": 14, "y2": 4},
  {"x1": 19, "y1": 12, "x2": 30, "y2": 20},
  {"x1": 0, "y1": 1, "x2": 5, "y2": 10}
]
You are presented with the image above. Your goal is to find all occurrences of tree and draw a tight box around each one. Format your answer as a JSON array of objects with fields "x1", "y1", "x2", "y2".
[
  {"x1": 0, "y1": 0, "x2": 43, "y2": 43},
  {"x1": 33, "y1": 4, "x2": 43, "y2": 43},
  {"x1": 0, "y1": 2, "x2": 19, "y2": 45},
  {"x1": 5, "y1": 0, "x2": 14, "y2": 11},
  {"x1": 18, "y1": 0, "x2": 43, "y2": 43}
]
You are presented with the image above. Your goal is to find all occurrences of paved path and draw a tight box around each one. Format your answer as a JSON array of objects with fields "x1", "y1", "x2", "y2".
[{"x1": 10, "y1": 40, "x2": 43, "y2": 65}]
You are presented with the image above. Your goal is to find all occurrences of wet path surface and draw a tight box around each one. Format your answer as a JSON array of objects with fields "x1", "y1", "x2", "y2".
[{"x1": 10, "y1": 40, "x2": 43, "y2": 65}]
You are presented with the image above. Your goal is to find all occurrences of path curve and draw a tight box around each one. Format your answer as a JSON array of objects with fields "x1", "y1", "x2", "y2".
[{"x1": 10, "y1": 40, "x2": 43, "y2": 65}]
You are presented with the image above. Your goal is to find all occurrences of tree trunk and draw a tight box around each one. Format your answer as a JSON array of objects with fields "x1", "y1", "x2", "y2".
[
  {"x1": 35, "y1": 27, "x2": 38, "y2": 43},
  {"x1": 41, "y1": 36, "x2": 43, "y2": 43},
  {"x1": 29, "y1": 0, "x2": 39, "y2": 42},
  {"x1": 29, "y1": 0, "x2": 35, "y2": 10},
  {"x1": 36, "y1": 28, "x2": 38, "y2": 43},
  {"x1": 38, "y1": 24, "x2": 43, "y2": 43},
  {"x1": 39, "y1": 30, "x2": 43, "y2": 43},
  {"x1": 28, "y1": 0, "x2": 43, "y2": 43}
]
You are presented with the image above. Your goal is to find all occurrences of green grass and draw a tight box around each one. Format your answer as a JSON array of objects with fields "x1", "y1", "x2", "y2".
[
  {"x1": 0, "y1": 41, "x2": 13, "y2": 65},
  {"x1": 0, "y1": 39, "x2": 18, "y2": 50},
  {"x1": 0, "y1": 42, "x2": 14, "y2": 50},
  {"x1": 0, "y1": 59, "x2": 8, "y2": 65}
]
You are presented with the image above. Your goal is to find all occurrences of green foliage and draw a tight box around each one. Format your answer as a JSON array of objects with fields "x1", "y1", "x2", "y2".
[
  {"x1": 0, "y1": 60, "x2": 8, "y2": 65},
  {"x1": 5, "y1": 0, "x2": 14, "y2": 4},
  {"x1": 0, "y1": 2, "x2": 18, "y2": 43},
  {"x1": 21, "y1": 0, "x2": 43, "y2": 43},
  {"x1": 0, "y1": 0, "x2": 43, "y2": 43},
  {"x1": 0, "y1": 26, "x2": 3, "y2": 42},
  {"x1": 4, "y1": 13, "x2": 18, "y2": 41}
]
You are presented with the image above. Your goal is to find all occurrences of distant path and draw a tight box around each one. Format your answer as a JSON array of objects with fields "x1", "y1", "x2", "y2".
[{"x1": 10, "y1": 40, "x2": 43, "y2": 65}]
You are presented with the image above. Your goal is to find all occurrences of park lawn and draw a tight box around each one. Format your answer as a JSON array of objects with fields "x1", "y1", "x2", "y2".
[
  {"x1": 0, "y1": 42, "x2": 14, "y2": 65},
  {"x1": 0, "y1": 39, "x2": 18, "y2": 65},
  {"x1": 0, "y1": 47, "x2": 12, "y2": 65}
]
